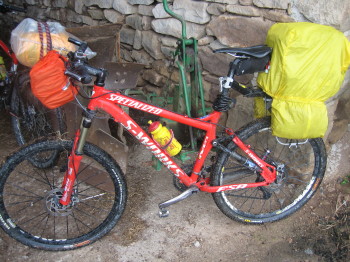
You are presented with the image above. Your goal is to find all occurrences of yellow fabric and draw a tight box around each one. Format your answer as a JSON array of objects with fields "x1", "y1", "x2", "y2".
[
  {"x1": 254, "y1": 97, "x2": 270, "y2": 119},
  {"x1": 14, "y1": 32, "x2": 76, "y2": 68},
  {"x1": 257, "y1": 22, "x2": 350, "y2": 139},
  {"x1": 0, "y1": 56, "x2": 6, "y2": 80}
]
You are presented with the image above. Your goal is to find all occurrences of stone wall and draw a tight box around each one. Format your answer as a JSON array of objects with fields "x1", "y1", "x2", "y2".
[{"x1": 2, "y1": 0, "x2": 350, "y2": 142}]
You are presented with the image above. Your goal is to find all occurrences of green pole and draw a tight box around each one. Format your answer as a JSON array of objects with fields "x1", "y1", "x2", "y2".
[{"x1": 162, "y1": 0, "x2": 187, "y2": 39}]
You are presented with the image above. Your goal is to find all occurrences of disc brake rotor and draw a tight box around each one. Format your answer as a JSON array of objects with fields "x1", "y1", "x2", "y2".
[{"x1": 44, "y1": 188, "x2": 79, "y2": 216}]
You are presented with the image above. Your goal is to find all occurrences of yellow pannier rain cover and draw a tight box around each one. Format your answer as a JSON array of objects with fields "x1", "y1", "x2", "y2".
[{"x1": 257, "y1": 22, "x2": 350, "y2": 139}]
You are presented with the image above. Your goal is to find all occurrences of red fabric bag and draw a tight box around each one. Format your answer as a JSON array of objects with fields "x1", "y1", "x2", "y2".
[{"x1": 30, "y1": 50, "x2": 77, "y2": 109}]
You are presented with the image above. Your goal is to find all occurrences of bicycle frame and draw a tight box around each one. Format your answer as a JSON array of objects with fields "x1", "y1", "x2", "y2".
[
  {"x1": 60, "y1": 84, "x2": 277, "y2": 205},
  {"x1": 0, "y1": 40, "x2": 18, "y2": 70},
  {"x1": 0, "y1": 40, "x2": 18, "y2": 107}
]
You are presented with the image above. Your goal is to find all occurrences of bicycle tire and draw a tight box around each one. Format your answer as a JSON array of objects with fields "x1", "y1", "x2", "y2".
[
  {"x1": 10, "y1": 71, "x2": 66, "y2": 145},
  {"x1": 211, "y1": 117, "x2": 327, "y2": 224},
  {"x1": 0, "y1": 139, "x2": 127, "y2": 251}
]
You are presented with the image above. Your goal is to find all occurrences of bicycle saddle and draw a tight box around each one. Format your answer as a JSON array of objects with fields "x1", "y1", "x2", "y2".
[{"x1": 214, "y1": 45, "x2": 272, "y2": 58}]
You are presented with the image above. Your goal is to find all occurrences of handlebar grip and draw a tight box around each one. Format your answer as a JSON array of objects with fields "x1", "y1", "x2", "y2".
[
  {"x1": 1, "y1": 3, "x2": 26, "y2": 13},
  {"x1": 85, "y1": 65, "x2": 103, "y2": 77},
  {"x1": 65, "y1": 70, "x2": 83, "y2": 82},
  {"x1": 8, "y1": 5, "x2": 26, "y2": 12},
  {"x1": 68, "y1": 37, "x2": 82, "y2": 46},
  {"x1": 65, "y1": 64, "x2": 92, "y2": 84},
  {"x1": 68, "y1": 37, "x2": 88, "y2": 53}
]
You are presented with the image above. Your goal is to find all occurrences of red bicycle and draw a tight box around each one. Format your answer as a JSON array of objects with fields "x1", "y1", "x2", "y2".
[
  {"x1": 0, "y1": 2, "x2": 65, "y2": 155},
  {"x1": 0, "y1": 38, "x2": 327, "y2": 250}
]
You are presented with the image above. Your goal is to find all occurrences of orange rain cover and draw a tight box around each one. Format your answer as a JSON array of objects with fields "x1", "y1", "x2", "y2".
[{"x1": 30, "y1": 50, "x2": 77, "y2": 109}]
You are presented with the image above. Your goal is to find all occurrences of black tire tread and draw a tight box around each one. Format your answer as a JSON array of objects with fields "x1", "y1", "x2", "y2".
[
  {"x1": 211, "y1": 117, "x2": 327, "y2": 224},
  {"x1": 0, "y1": 139, "x2": 127, "y2": 251}
]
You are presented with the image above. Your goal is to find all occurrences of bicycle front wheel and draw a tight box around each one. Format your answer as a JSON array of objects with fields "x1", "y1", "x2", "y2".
[
  {"x1": 211, "y1": 117, "x2": 327, "y2": 224},
  {"x1": 0, "y1": 140, "x2": 127, "y2": 250}
]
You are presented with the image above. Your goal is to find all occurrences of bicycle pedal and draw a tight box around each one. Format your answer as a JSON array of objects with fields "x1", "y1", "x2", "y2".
[
  {"x1": 159, "y1": 208, "x2": 169, "y2": 218},
  {"x1": 158, "y1": 186, "x2": 199, "y2": 219}
]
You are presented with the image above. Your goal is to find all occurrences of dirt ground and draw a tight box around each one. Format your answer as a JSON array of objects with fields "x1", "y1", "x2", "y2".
[{"x1": 0, "y1": 110, "x2": 349, "y2": 262}]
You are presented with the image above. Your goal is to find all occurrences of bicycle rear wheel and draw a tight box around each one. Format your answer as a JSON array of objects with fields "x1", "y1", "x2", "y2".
[
  {"x1": 10, "y1": 71, "x2": 66, "y2": 145},
  {"x1": 0, "y1": 139, "x2": 127, "y2": 250},
  {"x1": 211, "y1": 117, "x2": 327, "y2": 224},
  {"x1": 10, "y1": 71, "x2": 66, "y2": 167}
]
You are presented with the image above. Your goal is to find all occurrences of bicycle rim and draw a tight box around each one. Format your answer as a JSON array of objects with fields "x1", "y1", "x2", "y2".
[
  {"x1": 0, "y1": 140, "x2": 127, "y2": 250},
  {"x1": 212, "y1": 118, "x2": 327, "y2": 224}
]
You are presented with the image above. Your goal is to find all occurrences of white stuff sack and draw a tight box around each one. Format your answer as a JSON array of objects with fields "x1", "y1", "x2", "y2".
[{"x1": 10, "y1": 18, "x2": 96, "y2": 67}]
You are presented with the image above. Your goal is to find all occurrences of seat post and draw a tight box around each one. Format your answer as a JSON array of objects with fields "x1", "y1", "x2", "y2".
[{"x1": 228, "y1": 59, "x2": 241, "y2": 77}]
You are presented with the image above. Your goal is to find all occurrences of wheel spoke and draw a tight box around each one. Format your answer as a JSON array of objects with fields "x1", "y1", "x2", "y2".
[
  {"x1": 287, "y1": 175, "x2": 309, "y2": 184},
  {"x1": 74, "y1": 207, "x2": 99, "y2": 222},
  {"x1": 5, "y1": 192, "x2": 43, "y2": 199},
  {"x1": 70, "y1": 211, "x2": 93, "y2": 230},
  {"x1": 78, "y1": 199, "x2": 112, "y2": 213},
  {"x1": 40, "y1": 215, "x2": 50, "y2": 237},
  {"x1": 18, "y1": 170, "x2": 51, "y2": 188},
  {"x1": 1, "y1": 139, "x2": 125, "y2": 250},
  {"x1": 7, "y1": 182, "x2": 44, "y2": 198},
  {"x1": 225, "y1": 188, "x2": 265, "y2": 200},
  {"x1": 6, "y1": 197, "x2": 43, "y2": 207},
  {"x1": 76, "y1": 179, "x2": 111, "y2": 194},
  {"x1": 20, "y1": 211, "x2": 48, "y2": 226},
  {"x1": 53, "y1": 215, "x2": 56, "y2": 240},
  {"x1": 66, "y1": 216, "x2": 69, "y2": 239},
  {"x1": 212, "y1": 118, "x2": 326, "y2": 223},
  {"x1": 75, "y1": 162, "x2": 93, "y2": 180}
]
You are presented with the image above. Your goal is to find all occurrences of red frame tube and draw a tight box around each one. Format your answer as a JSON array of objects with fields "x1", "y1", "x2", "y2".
[
  {"x1": 0, "y1": 40, "x2": 19, "y2": 65},
  {"x1": 60, "y1": 85, "x2": 276, "y2": 205},
  {"x1": 89, "y1": 86, "x2": 220, "y2": 187},
  {"x1": 88, "y1": 86, "x2": 276, "y2": 191},
  {"x1": 60, "y1": 130, "x2": 83, "y2": 205}
]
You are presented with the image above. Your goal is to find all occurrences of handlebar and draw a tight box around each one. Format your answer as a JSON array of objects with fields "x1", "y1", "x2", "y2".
[
  {"x1": 0, "y1": 1, "x2": 26, "y2": 13},
  {"x1": 65, "y1": 37, "x2": 266, "y2": 101},
  {"x1": 65, "y1": 64, "x2": 92, "y2": 84},
  {"x1": 65, "y1": 38, "x2": 107, "y2": 86},
  {"x1": 68, "y1": 37, "x2": 88, "y2": 53}
]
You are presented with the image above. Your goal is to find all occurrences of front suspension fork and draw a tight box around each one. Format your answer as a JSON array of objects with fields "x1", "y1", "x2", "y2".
[{"x1": 59, "y1": 115, "x2": 92, "y2": 206}]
